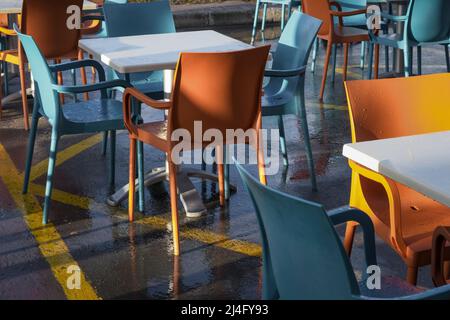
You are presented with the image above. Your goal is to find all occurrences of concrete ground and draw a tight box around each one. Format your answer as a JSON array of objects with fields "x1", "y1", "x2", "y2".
[{"x1": 1, "y1": 22, "x2": 449, "y2": 299}]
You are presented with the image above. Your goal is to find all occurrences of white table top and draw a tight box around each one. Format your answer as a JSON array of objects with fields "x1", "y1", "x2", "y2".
[
  {"x1": 343, "y1": 131, "x2": 450, "y2": 207},
  {"x1": 79, "y1": 30, "x2": 253, "y2": 74},
  {"x1": 0, "y1": 0, "x2": 96, "y2": 14}
]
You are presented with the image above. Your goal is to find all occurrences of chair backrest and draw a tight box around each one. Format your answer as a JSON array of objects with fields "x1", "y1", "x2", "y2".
[
  {"x1": 338, "y1": 0, "x2": 367, "y2": 26},
  {"x1": 14, "y1": 25, "x2": 59, "y2": 123},
  {"x1": 345, "y1": 74, "x2": 450, "y2": 143},
  {"x1": 21, "y1": 0, "x2": 83, "y2": 59},
  {"x1": 407, "y1": 0, "x2": 450, "y2": 43},
  {"x1": 302, "y1": 0, "x2": 332, "y2": 37},
  {"x1": 168, "y1": 46, "x2": 270, "y2": 144},
  {"x1": 103, "y1": 0, "x2": 175, "y2": 37},
  {"x1": 0, "y1": 14, "x2": 8, "y2": 27},
  {"x1": 267, "y1": 11, "x2": 322, "y2": 97},
  {"x1": 235, "y1": 162, "x2": 359, "y2": 299}
]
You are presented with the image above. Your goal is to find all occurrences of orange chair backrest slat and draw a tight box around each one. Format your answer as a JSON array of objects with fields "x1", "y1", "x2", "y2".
[
  {"x1": 169, "y1": 46, "x2": 270, "y2": 145},
  {"x1": 345, "y1": 74, "x2": 450, "y2": 143},
  {"x1": 302, "y1": 0, "x2": 332, "y2": 37},
  {"x1": 0, "y1": 14, "x2": 8, "y2": 27},
  {"x1": 21, "y1": 0, "x2": 84, "y2": 59}
]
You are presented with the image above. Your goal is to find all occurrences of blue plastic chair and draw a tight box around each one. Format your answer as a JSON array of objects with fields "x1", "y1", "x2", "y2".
[
  {"x1": 82, "y1": 0, "x2": 128, "y2": 39},
  {"x1": 261, "y1": 11, "x2": 321, "y2": 190},
  {"x1": 251, "y1": 0, "x2": 301, "y2": 44},
  {"x1": 102, "y1": 0, "x2": 175, "y2": 99},
  {"x1": 16, "y1": 25, "x2": 132, "y2": 224},
  {"x1": 235, "y1": 161, "x2": 450, "y2": 299},
  {"x1": 368, "y1": 0, "x2": 450, "y2": 78}
]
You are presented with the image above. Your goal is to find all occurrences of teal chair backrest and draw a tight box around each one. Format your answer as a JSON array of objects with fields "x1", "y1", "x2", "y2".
[
  {"x1": 14, "y1": 26, "x2": 59, "y2": 123},
  {"x1": 268, "y1": 12, "x2": 322, "y2": 93},
  {"x1": 338, "y1": 0, "x2": 367, "y2": 26},
  {"x1": 407, "y1": 0, "x2": 450, "y2": 43},
  {"x1": 103, "y1": 0, "x2": 175, "y2": 37},
  {"x1": 235, "y1": 163, "x2": 360, "y2": 300}
]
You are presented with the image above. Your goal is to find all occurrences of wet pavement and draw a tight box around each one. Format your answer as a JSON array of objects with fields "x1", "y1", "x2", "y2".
[{"x1": 1, "y1": 24, "x2": 449, "y2": 299}]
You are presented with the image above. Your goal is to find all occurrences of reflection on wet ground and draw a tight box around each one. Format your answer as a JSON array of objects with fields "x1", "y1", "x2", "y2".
[{"x1": 1, "y1": 24, "x2": 449, "y2": 299}]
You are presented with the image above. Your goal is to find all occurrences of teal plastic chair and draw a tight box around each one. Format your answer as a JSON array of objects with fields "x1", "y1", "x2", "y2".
[
  {"x1": 261, "y1": 11, "x2": 321, "y2": 190},
  {"x1": 17, "y1": 25, "x2": 132, "y2": 224},
  {"x1": 368, "y1": 0, "x2": 450, "y2": 78},
  {"x1": 235, "y1": 161, "x2": 450, "y2": 300},
  {"x1": 251, "y1": 0, "x2": 301, "y2": 45},
  {"x1": 82, "y1": 0, "x2": 128, "y2": 39},
  {"x1": 102, "y1": 0, "x2": 175, "y2": 99}
]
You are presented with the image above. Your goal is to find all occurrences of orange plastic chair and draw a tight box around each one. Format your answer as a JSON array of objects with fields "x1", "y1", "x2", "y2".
[
  {"x1": 17, "y1": 0, "x2": 89, "y2": 129},
  {"x1": 302, "y1": 0, "x2": 369, "y2": 101},
  {"x1": 345, "y1": 74, "x2": 450, "y2": 285},
  {"x1": 0, "y1": 15, "x2": 27, "y2": 126},
  {"x1": 122, "y1": 46, "x2": 271, "y2": 255}
]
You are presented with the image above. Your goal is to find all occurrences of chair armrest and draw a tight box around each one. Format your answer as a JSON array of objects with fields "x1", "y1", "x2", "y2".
[
  {"x1": 52, "y1": 79, "x2": 131, "y2": 94},
  {"x1": 0, "y1": 26, "x2": 16, "y2": 36},
  {"x1": 82, "y1": 15, "x2": 105, "y2": 23},
  {"x1": 264, "y1": 66, "x2": 306, "y2": 78},
  {"x1": 330, "y1": 9, "x2": 367, "y2": 17},
  {"x1": 122, "y1": 87, "x2": 172, "y2": 137},
  {"x1": 328, "y1": 206, "x2": 377, "y2": 267},
  {"x1": 379, "y1": 12, "x2": 408, "y2": 22},
  {"x1": 348, "y1": 160, "x2": 407, "y2": 255},
  {"x1": 432, "y1": 226, "x2": 450, "y2": 287},
  {"x1": 49, "y1": 59, "x2": 106, "y2": 81}
]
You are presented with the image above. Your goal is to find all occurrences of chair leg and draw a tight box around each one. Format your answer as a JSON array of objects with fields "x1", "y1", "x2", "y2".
[
  {"x1": 168, "y1": 159, "x2": 180, "y2": 256},
  {"x1": 368, "y1": 42, "x2": 374, "y2": 79},
  {"x1": 407, "y1": 265, "x2": 418, "y2": 286},
  {"x1": 417, "y1": 46, "x2": 422, "y2": 75},
  {"x1": 251, "y1": 0, "x2": 261, "y2": 45},
  {"x1": 18, "y1": 47, "x2": 29, "y2": 130},
  {"x1": 128, "y1": 137, "x2": 136, "y2": 222},
  {"x1": 261, "y1": 3, "x2": 268, "y2": 42},
  {"x1": 55, "y1": 59, "x2": 65, "y2": 105},
  {"x1": 217, "y1": 146, "x2": 226, "y2": 207},
  {"x1": 297, "y1": 84, "x2": 317, "y2": 191},
  {"x1": 22, "y1": 100, "x2": 40, "y2": 194},
  {"x1": 137, "y1": 140, "x2": 145, "y2": 213},
  {"x1": 360, "y1": 41, "x2": 366, "y2": 70},
  {"x1": 78, "y1": 50, "x2": 89, "y2": 101},
  {"x1": 319, "y1": 40, "x2": 332, "y2": 102},
  {"x1": 256, "y1": 128, "x2": 267, "y2": 185},
  {"x1": 42, "y1": 130, "x2": 60, "y2": 224},
  {"x1": 444, "y1": 45, "x2": 450, "y2": 72},
  {"x1": 109, "y1": 130, "x2": 116, "y2": 187},
  {"x1": 331, "y1": 44, "x2": 337, "y2": 83},
  {"x1": 311, "y1": 38, "x2": 319, "y2": 73},
  {"x1": 280, "y1": 4, "x2": 286, "y2": 31},
  {"x1": 343, "y1": 221, "x2": 358, "y2": 256},
  {"x1": 343, "y1": 43, "x2": 349, "y2": 81},
  {"x1": 374, "y1": 44, "x2": 380, "y2": 79},
  {"x1": 0, "y1": 64, "x2": 3, "y2": 120},
  {"x1": 278, "y1": 115, "x2": 288, "y2": 167},
  {"x1": 102, "y1": 131, "x2": 108, "y2": 155},
  {"x1": 404, "y1": 46, "x2": 411, "y2": 77}
]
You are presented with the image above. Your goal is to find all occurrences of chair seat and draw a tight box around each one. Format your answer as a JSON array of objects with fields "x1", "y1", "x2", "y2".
[
  {"x1": 261, "y1": 91, "x2": 294, "y2": 115},
  {"x1": 365, "y1": 180, "x2": 450, "y2": 266},
  {"x1": 359, "y1": 275, "x2": 424, "y2": 298},
  {"x1": 62, "y1": 98, "x2": 125, "y2": 132},
  {"x1": 334, "y1": 26, "x2": 369, "y2": 42},
  {"x1": 136, "y1": 120, "x2": 169, "y2": 152},
  {"x1": 373, "y1": 33, "x2": 407, "y2": 48}
]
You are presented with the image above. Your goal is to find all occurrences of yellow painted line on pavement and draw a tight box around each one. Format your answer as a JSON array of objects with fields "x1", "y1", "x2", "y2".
[
  {"x1": 29, "y1": 134, "x2": 103, "y2": 182},
  {"x1": 29, "y1": 182, "x2": 262, "y2": 258},
  {"x1": 0, "y1": 144, "x2": 100, "y2": 300}
]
